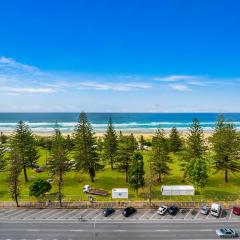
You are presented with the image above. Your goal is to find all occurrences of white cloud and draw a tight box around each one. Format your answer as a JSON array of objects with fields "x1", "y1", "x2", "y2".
[
  {"x1": 0, "y1": 86, "x2": 56, "y2": 94},
  {"x1": 77, "y1": 82, "x2": 151, "y2": 91},
  {"x1": 0, "y1": 56, "x2": 38, "y2": 73},
  {"x1": 154, "y1": 75, "x2": 197, "y2": 82},
  {"x1": 169, "y1": 83, "x2": 190, "y2": 91}
]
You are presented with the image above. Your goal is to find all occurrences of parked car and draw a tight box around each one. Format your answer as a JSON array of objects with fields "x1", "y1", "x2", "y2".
[
  {"x1": 167, "y1": 205, "x2": 179, "y2": 215},
  {"x1": 216, "y1": 228, "x2": 236, "y2": 238},
  {"x1": 122, "y1": 207, "x2": 136, "y2": 217},
  {"x1": 211, "y1": 203, "x2": 222, "y2": 217},
  {"x1": 157, "y1": 205, "x2": 168, "y2": 215},
  {"x1": 233, "y1": 207, "x2": 240, "y2": 216},
  {"x1": 102, "y1": 208, "x2": 115, "y2": 217},
  {"x1": 200, "y1": 206, "x2": 209, "y2": 215}
]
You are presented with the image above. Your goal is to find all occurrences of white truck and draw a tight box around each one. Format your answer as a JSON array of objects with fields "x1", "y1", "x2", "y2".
[
  {"x1": 210, "y1": 203, "x2": 222, "y2": 217},
  {"x1": 83, "y1": 185, "x2": 108, "y2": 196}
]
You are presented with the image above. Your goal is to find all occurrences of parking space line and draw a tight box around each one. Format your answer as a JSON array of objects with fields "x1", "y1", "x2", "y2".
[
  {"x1": 93, "y1": 212, "x2": 102, "y2": 219},
  {"x1": 150, "y1": 212, "x2": 158, "y2": 219},
  {"x1": 35, "y1": 209, "x2": 57, "y2": 219},
  {"x1": 194, "y1": 210, "x2": 201, "y2": 219},
  {"x1": 72, "y1": 209, "x2": 89, "y2": 219},
  {"x1": 229, "y1": 209, "x2": 233, "y2": 219},
  {"x1": 24, "y1": 210, "x2": 42, "y2": 219},
  {"x1": 115, "y1": 210, "x2": 124, "y2": 220},
  {"x1": 0, "y1": 209, "x2": 16, "y2": 217},
  {"x1": 46, "y1": 209, "x2": 68, "y2": 219},
  {"x1": 5, "y1": 209, "x2": 26, "y2": 218},
  {"x1": 184, "y1": 209, "x2": 192, "y2": 219},
  {"x1": 83, "y1": 210, "x2": 97, "y2": 219},
  {"x1": 58, "y1": 210, "x2": 77, "y2": 219},
  {"x1": 61, "y1": 209, "x2": 79, "y2": 219},
  {"x1": 13, "y1": 209, "x2": 36, "y2": 219},
  {"x1": 139, "y1": 210, "x2": 151, "y2": 219}
]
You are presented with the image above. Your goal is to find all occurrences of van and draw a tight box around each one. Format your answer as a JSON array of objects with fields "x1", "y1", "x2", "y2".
[{"x1": 210, "y1": 203, "x2": 221, "y2": 217}]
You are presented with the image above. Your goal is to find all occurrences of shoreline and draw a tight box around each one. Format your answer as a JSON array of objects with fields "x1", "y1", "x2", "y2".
[{"x1": 1, "y1": 129, "x2": 214, "y2": 139}]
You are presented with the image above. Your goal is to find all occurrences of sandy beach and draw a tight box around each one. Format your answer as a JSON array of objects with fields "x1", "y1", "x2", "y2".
[{"x1": 1, "y1": 130, "x2": 214, "y2": 139}]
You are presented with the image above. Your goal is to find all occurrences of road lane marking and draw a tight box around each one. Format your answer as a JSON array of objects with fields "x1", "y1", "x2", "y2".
[{"x1": 156, "y1": 229, "x2": 169, "y2": 232}]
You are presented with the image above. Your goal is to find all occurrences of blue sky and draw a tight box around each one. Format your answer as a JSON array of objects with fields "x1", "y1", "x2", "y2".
[{"x1": 0, "y1": 0, "x2": 240, "y2": 112}]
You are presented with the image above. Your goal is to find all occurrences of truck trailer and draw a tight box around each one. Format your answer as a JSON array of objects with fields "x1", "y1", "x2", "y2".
[{"x1": 161, "y1": 185, "x2": 195, "y2": 196}]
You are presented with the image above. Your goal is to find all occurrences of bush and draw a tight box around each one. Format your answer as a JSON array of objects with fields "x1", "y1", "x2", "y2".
[{"x1": 29, "y1": 179, "x2": 52, "y2": 197}]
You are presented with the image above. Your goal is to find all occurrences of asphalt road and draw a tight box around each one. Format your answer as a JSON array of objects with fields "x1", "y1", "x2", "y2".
[{"x1": 1, "y1": 220, "x2": 240, "y2": 240}]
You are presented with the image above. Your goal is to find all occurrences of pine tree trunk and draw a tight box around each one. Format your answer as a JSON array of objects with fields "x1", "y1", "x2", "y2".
[
  {"x1": 110, "y1": 156, "x2": 114, "y2": 170},
  {"x1": 23, "y1": 165, "x2": 28, "y2": 182},
  {"x1": 59, "y1": 171, "x2": 63, "y2": 207},
  {"x1": 15, "y1": 196, "x2": 19, "y2": 207},
  {"x1": 225, "y1": 169, "x2": 228, "y2": 183},
  {"x1": 125, "y1": 168, "x2": 128, "y2": 182}
]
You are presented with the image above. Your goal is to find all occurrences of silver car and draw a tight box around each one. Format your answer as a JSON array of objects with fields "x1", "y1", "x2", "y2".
[
  {"x1": 200, "y1": 206, "x2": 209, "y2": 215},
  {"x1": 157, "y1": 205, "x2": 168, "y2": 215},
  {"x1": 216, "y1": 228, "x2": 236, "y2": 238}
]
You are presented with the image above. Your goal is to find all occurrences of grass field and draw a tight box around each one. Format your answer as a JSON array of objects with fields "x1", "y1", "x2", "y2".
[{"x1": 0, "y1": 148, "x2": 240, "y2": 202}]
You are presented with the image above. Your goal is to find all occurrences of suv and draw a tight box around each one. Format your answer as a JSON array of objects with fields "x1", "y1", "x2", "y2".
[
  {"x1": 168, "y1": 205, "x2": 179, "y2": 215},
  {"x1": 122, "y1": 207, "x2": 136, "y2": 217},
  {"x1": 157, "y1": 205, "x2": 168, "y2": 215}
]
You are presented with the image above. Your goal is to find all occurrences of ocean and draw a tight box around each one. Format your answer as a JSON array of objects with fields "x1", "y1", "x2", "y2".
[{"x1": 0, "y1": 113, "x2": 240, "y2": 134}]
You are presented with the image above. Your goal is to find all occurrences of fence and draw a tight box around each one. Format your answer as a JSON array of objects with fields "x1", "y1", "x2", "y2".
[{"x1": 1, "y1": 199, "x2": 240, "y2": 209}]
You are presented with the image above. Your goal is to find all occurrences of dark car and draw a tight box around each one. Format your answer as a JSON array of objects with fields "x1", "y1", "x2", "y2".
[
  {"x1": 122, "y1": 207, "x2": 137, "y2": 217},
  {"x1": 168, "y1": 205, "x2": 179, "y2": 215},
  {"x1": 102, "y1": 208, "x2": 115, "y2": 217},
  {"x1": 233, "y1": 207, "x2": 240, "y2": 216}
]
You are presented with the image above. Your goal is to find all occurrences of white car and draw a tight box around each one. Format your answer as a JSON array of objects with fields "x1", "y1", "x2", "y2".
[{"x1": 157, "y1": 205, "x2": 168, "y2": 215}]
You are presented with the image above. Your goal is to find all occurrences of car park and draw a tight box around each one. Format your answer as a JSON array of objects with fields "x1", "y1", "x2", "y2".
[
  {"x1": 157, "y1": 205, "x2": 168, "y2": 215},
  {"x1": 168, "y1": 205, "x2": 179, "y2": 215},
  {"x1": 122, "y1": 207, "x2": 136, "y2": 217},
  {"x1": 200, "y1": 206, "x2": 209, "y2": 215},
  {"x1": 215, "y1": 228, "x2": 236, "y2": 238},
  {"x1": 232, "y1": 207, "x2": 240, "y2": 216},
  {"x1": 102, "y1": 208, "x2": 115, "y2": 217}
]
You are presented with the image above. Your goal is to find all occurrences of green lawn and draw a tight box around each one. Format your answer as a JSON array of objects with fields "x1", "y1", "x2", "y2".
[{"x1": 0, "y1": 148, "x2": 240, "y2": 202}]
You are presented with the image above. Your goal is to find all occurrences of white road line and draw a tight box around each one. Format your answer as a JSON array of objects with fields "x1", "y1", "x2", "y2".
[
  {"x1": 69, "y1": 229, "x2": 84, "y2": 232},
  {"x1": 93, "y1": 212, "x2": 102, "y2": 219},
  {"x1": 6, "y1": 209, "x2": 26, "y2": 218},
  {"x1": 113, "y1": 229, "x2": 127, "y2": 232},
  {"x1": 229, "y1": 209, "x2": 233, "y2": 219},
  {"x1": 13, "y1": 209, "x2": 36, "y2": 219},
  {"x1": 84, "y1": 210, "x2": 98, "y2": 219},
  {"x1": 64, "y1": 209, "x2": 81, "y2": 219},
  {"x1": 184, "y1": 209, "x2": 192, "y2": 219},
  {"x1": 139, "y1": 210, "x2": 151, "y2": 219},
  {"x1": 24, "y1": 210, "x2": 42, "y2": 219},
  {"x1": 0, "y1": 209, "x2": 16, "y2": 217},
  {"x1": 45, "y1": 209, "x2": 65, "y2": 219},
  {"x1": 72, "y1": 209, "x2": 89, "y2": 219},
  {"x1": 149, "y1": 212, "x2": 158, "y2": 219},
  {"x1": 114, "y1": 211, "x2": 124, "y2": 220},
  {"x1": 59, "y1": 210, "x2": 79, "y2": 219},
  {"x1": 155, "y1": 229, "x2": 169, "y2": 232},
  {"x1": 35, "y1": 209, "x2": 57, "y2": 219},
  {"x1": 0, "y1": 209, "x2": 20, "y2": 217},
  {"x1": 194, "y1": 210, "x2": 201, "y2": 219}
]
